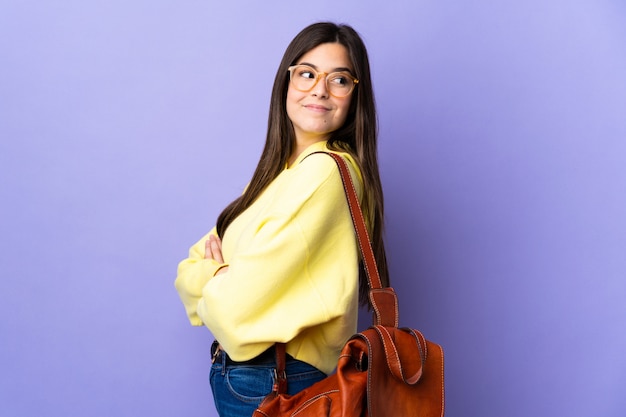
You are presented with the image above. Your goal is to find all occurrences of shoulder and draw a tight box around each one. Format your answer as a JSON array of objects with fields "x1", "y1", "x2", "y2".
[
  {"x1": 297, "y1": 151, "x2": 340, "y2": 177},
  {"x1": 287, "y1": 151, "x2": 362, "y2": 211},
  {"x1": 283, "y1": 154, "x2": 341, "y2": 201},
  {"x1": 298, "y1": 150, "x2": 362, "y2": 184}
]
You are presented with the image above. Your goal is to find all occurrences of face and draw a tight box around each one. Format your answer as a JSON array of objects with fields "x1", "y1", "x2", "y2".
[{"x1": 286, "y1": 42, "x2": 354, "y2": 146}]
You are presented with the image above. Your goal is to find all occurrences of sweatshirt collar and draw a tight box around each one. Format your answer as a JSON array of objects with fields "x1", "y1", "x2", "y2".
[{"x1": 287, "y1": 140, "x2": 329, "y2": 169}]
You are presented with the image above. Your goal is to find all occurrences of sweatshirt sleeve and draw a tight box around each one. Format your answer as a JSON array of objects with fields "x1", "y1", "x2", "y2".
[
  {"x1": 174, "y1": 227, "x2": 228, "y2": 325},
  {"x1": 197, "y1": 153, "x2": 362, "y2": 361}
]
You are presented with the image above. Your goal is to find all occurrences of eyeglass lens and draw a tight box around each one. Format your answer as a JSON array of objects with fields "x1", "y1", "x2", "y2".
[{"x1": 290, "y1": 65, "x2": 355, "y2": 97}]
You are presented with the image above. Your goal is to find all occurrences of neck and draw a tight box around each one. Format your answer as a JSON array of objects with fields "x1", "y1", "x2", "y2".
[{"x1": 288, "y1": 135, "x2": 327, "y2": 166}]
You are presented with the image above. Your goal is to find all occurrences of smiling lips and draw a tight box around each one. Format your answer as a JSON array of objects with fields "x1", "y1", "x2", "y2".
[{"x1": 303, "y1": 103, "x2": 331, "y2": 113}]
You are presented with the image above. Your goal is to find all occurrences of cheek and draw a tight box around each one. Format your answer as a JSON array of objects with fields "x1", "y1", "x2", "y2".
[
  {"x1": 286, "y1": 87, "x2": 302, "y2": 121},
  {"x1": 334, "y1": 98, "x2": 352, "y2": 124}
]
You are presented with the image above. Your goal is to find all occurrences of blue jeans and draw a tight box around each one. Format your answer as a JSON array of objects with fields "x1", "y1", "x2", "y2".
[{"x1": 209, "y1": 344, "x2": 326, "y2": 417}]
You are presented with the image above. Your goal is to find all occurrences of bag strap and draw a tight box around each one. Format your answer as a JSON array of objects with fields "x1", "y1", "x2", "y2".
[
  {"x1": 272, "y1": 151, "x2": 398, "y2": 394},
  {"x1": 319, "y1": 152, "x2": 398, "y2": 327}
]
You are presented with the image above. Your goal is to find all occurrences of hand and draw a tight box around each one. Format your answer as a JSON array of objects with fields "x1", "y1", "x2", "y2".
[{"x1": 205, "y1": 235, "x2": 229, "y2": 275}]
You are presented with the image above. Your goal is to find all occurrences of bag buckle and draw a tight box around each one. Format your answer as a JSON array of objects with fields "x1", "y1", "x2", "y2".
[
  {"x1": 211, "y1": 344, "x2": 222, "y2": 364},
  {"x1": 272, "y1": 368, "x2": 287, "y2": 393}
]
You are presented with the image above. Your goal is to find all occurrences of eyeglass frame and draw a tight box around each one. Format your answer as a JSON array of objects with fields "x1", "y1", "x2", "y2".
[{"x1": 287, "y1": 64, "x2": 359, "y2": 98}]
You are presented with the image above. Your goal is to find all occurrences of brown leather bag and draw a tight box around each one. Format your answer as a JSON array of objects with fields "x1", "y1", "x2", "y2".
[{"x1": 253, "y1": 152, "x2": 444, "y2": 417}]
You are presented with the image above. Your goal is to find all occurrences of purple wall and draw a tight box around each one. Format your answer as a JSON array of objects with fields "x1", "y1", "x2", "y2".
[{"x1": 1, "y1": 1, "x2": 625, "y2": 416}]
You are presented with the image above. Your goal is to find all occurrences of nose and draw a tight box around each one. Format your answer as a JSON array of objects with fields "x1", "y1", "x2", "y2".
[{"x1": 310, "y1": 73, "x2": 329, "y2": 98}]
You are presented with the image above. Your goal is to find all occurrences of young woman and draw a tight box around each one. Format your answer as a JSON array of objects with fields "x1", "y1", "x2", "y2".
[{"x1": 175, "y1": 22, "x2": 389, "y2": 417}]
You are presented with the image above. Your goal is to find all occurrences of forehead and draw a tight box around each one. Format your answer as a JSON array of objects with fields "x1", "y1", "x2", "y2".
[{"x1": 297, "y1": 42, "x2": 353, "y2": 71}]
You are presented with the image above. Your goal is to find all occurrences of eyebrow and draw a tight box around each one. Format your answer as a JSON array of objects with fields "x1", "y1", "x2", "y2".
[{"x1": 299, "y1": 61, "x2": 355, "y2": 74}]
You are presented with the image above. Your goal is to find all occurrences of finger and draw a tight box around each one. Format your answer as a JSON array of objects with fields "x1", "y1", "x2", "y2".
[
  {"x1": 210, "y1": 236, "x2": 224, "y2": 264},
  {"x1": 204, "y1": 239, "x2": 212, "y2": 259}
]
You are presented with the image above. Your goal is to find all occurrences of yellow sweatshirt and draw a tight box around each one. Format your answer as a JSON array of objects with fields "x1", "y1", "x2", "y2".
[{"x1": 174, "y1": 141, "x2": 363, "y2": 375}]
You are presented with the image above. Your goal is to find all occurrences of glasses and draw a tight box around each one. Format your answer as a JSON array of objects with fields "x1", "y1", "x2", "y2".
[{"x1": 288, "y1": 65, "x2": 359, "y2": 98}]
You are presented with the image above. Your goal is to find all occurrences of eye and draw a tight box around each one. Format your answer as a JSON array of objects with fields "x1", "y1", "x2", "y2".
[
  {"x1": 297, "y1": 68, "x2": 316, "y2": 79},
  {"x1": 329, "y1": 73, "x2": 351, "y2": 86}
]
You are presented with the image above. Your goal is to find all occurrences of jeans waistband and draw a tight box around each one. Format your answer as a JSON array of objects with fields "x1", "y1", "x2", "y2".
[{"x1": 211, "y1": 340, "x2": 280, "y2": 366}]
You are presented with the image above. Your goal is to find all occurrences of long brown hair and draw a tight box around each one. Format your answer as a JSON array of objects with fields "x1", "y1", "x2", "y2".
[{"x1": 216, "y1": 22, "x2": 389, "y2": 306}]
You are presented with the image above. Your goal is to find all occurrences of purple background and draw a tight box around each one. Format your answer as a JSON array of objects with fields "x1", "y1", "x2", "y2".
[{"x1": 1, "y1": 1, "x2": 625, "y2": 416}]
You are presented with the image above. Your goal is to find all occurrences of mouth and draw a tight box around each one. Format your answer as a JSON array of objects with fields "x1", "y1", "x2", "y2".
[{"x1": 303, "y1": 104, "x2": 331, "y2": 112}]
